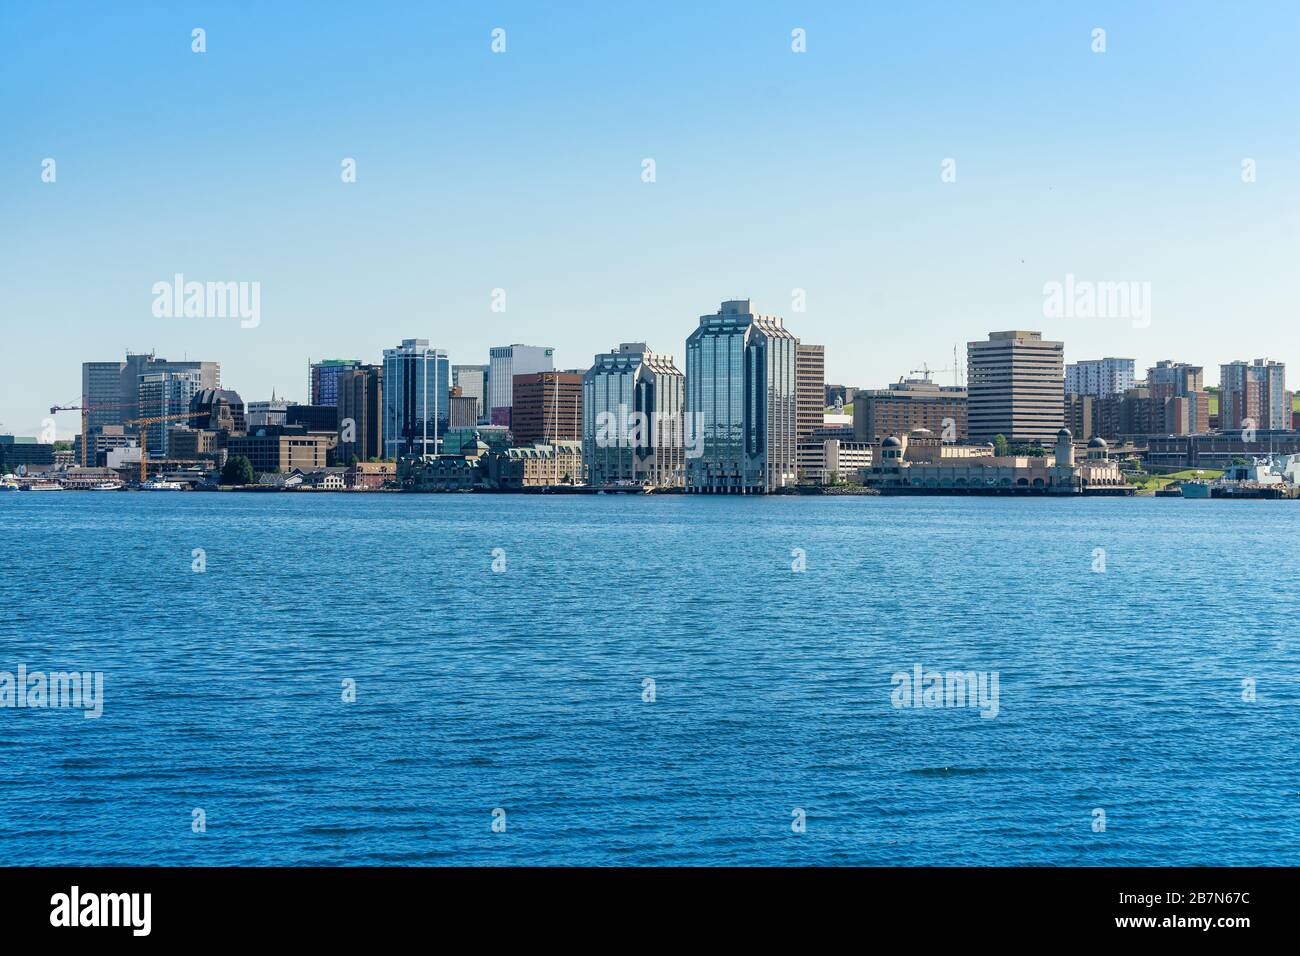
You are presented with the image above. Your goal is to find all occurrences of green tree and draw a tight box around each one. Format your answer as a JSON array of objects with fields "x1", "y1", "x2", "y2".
[
  {"x1": 993, "y1": 434, "x2": 1009, "y2": 457},
  {"x1": 221, "y1": 455, "x2": 254, "y2": 486}
]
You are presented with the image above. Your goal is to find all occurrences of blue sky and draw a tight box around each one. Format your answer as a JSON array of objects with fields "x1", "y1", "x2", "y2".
[{"x1": 2, "y1": 1, "x2": 1297, "y2": 436}]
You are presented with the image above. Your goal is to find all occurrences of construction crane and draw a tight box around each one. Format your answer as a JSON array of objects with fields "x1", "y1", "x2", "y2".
[
  {"x1": 49, "y1": 400, "x2": 137, "y2": 466},
  {"x1": 909, "y1": 363, "x2": 955, "y2": 383},
  {"x1": 125, "y1": 412, "x2": 199, "y2": 484},
  {"x1": 911, "y1": 345, "x2": 965, "y2": 387}
]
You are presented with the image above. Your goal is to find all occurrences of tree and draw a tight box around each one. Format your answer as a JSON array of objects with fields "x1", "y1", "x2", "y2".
[
  {"x1": 221, "y1": 455, "x2": 254, "y2": 486},
  {"x1": 993, "y1": 434, "x2": 1009, "y2": 457}
]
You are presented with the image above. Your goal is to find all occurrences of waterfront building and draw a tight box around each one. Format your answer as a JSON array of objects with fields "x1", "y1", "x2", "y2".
[
  {"x1": 1064, "y1": 358, "x2": 1135, "y2": 397},
  {"x1": 226, "y1": 425, "x2": 333, "y2": 474},
  {"x1": 0, "y1": 436, "x2": 56, "y2": 471},
  {"x1": 1220, "y1": 359, "x2": 1287, "y2": 431},
  {"x1": 484, "y1": 441, "x2": 586, "y2": 489},
  {"x1": 582, "y1": 343, "x2": 685, "y2": 489},
  {"x1": 863, "y1": 428, "x2": 1126, "y2": 494},
  {"x1": 451, "y1": 364, "x2": 489, "y2": 423},
  {"x1": 382, "y1": 339, "x2": 450, "y2": 458},
  {"x1": 345, "y1": 461, "x2": 396, "y2": 489},
  {"x1": 854, "y1": 379, "x2": 968, "y2": 443},
  {"x1": 138, "y1": 369, "x2": 203, "y2": 456},
  {"x1": 308, "y1": 359, "x2": 362, "y2": 407},
  {"x1": 796, "y1": 343, "x2": 826, "y2": 441},
  {"x1": 488, "y1": 345, "x2": 554, "y2": 427},
  {"x1": 684, "y1": 299, "x2": 798, "y2": 493},
  {"x1": 441, "y1": 425, "x2": 510, "y2": 455},
  {"x1": 797, "y1": 438, "x2": 874, "y2": 484},
  {"x1": 337, "y1": 364, "x2": 383, "y2": 463},
  {"x1": 397, "y1": 438, "x2": 490, "y2": 491},
  {"x1": 1145, "y1": 430, "x2": 1300, "y2": 470},
  {"x1": 512, "y1": 371, "x2": 583, "y2": 445},
  {"x1": 967, "y1": 331, "x2": 1064, "y2": 444},
  {"x1": 300, "y1": 467, "x2": 348, "y2": 490}
]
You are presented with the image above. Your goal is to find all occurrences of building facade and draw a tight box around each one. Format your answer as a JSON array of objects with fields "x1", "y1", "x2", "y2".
[
  {"x1": 1148, "y1": 361, "x2": 1209, "y2": 434},
  {"x1": 795, "y1": 343, "x2": 825, "y2": 441},
  {"x1": 138, "y1": 369, "x2": 203, "y2": 457},
  {"x1": 227, "y1": 425, "x2": 333, "y2": 474},
  {"x1": 1145, "y1": 430, "x2": 1300, "y2": 469},
  {"x1": 685, "y1": 299, "x2": 798, "y2": 493},
  {"x1": 582, "y1": 343, "x2": 685, "y2": 488},
  {"x1": 451, "y1": 364, "x2": 488, "y2": 423},
  {"x1": 1064, "y1": 358, "x2": 1135, "y2": 397},
  {"x1": 854, "y1": 380, "x2": 968, "y2": 443},
  {"x1": 337, "y1": 364, "x2": 383, "y2": 462},
  {"x1": 511, "y1": 371, "x2": 583, "y2": 445},
  {"x1": 967, "y1": 331, "x2": 1064, "y2": 444},
  {"x1": 309, "y1": 359, "x2": 362, "y2": 407},
  {"x1": 383, "y1": 340, "x2": 450, "y2": 458},
  {"x1": 484, "y1": 441, "x2": 586, "y2": 489},
  {"x1": 1220, "y1": 359, "x2": 1287, "y2": 431},
  {"x1": 864, "y1": 428, "x2": 1127, "y2": 494},
  {"x1": 487, "y1": 345, "x2": 554, "y2": 427}
]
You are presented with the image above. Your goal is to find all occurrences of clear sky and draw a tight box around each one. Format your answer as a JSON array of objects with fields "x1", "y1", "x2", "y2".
[{"x1": 2, "y1": 1, "x2": 1297, "y2": 437}]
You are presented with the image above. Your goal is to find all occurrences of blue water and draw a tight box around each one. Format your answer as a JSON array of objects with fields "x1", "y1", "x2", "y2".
[{"x1": 0, "y1": 493, "x2": 1296, "y2": 866}]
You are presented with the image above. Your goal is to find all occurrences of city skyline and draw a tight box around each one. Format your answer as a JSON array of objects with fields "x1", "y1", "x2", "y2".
[{"x1": 4, "y1": 2, "x2": 1299, "y2": 436}]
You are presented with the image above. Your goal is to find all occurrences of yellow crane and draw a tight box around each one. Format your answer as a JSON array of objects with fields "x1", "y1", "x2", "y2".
[{"x1": 125, "y1": 412, "x2": 199, "y2": 484}]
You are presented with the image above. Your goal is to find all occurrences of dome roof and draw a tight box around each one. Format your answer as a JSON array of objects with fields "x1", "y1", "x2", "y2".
[
  {"x1": 1057, "y1": 427, "x2": 1072, "y2": 440},
  {"x1": 882, "y1": 436, "x2": 902, "y2": 448},
  {"x1": 1088, "y1": 436, "x2": 1109, "y2": 448}
]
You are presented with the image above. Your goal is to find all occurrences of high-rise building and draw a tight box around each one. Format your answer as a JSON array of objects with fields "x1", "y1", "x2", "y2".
[
  {"x1": 967, "y1": 331, "x2": 1064, "y2": 444},
  {"x1": 337, "y1": 364, "x2": 383, "y2": 462},
  {"x1": 488, "y1": 345, "x2": 554, "y2": 426},
  {"x1": 511, "y1": 371, "x2": 583, "y2": 445},
  {"x1": 1064, "y1": 358, "x2": 1135, "y2": 397},
  {"x1": 1148, "y1": 361, "x2": 1209, "y2": 434},
  {"x1": 451, "y1": 364, "x2": 489, "y2": 423},
  {"x1": 854, "y1": 379, "x2": 968, "y2": 442},
  {"x1": 81, "y1": 352, "x2": 219, "y2": 432},
  {"x1": 582, "y1": 343, "x2": 685, "y2": 488},
  {"x1": 685, "y1": 299, "x2": 798, "y2": 493},
  {"x1": 383, "y1": 340, "x2": 449, "y2": 458},
  {"x1": 1220, "y1": 359, "x2": 1287, "y2": 431},
  {"x1": 138, "y1": 369, "x2": 203, "y2": 457},
  {"x1": 309, "y1": 359, "x2": 362, "y2": 407},
  {"x1": 795, "y1": 343, "x2": 825, "y2": 441}
]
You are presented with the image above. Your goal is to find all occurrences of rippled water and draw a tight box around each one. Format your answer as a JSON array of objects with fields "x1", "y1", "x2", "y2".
[{"x1": 1, "y1": 492, "x2": 1296, "y2": 865}]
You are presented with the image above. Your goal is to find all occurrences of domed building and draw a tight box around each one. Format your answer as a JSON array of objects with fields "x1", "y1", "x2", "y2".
[{"x1": 863, "y1": 426, "x2": 1130, "y2": 495}]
